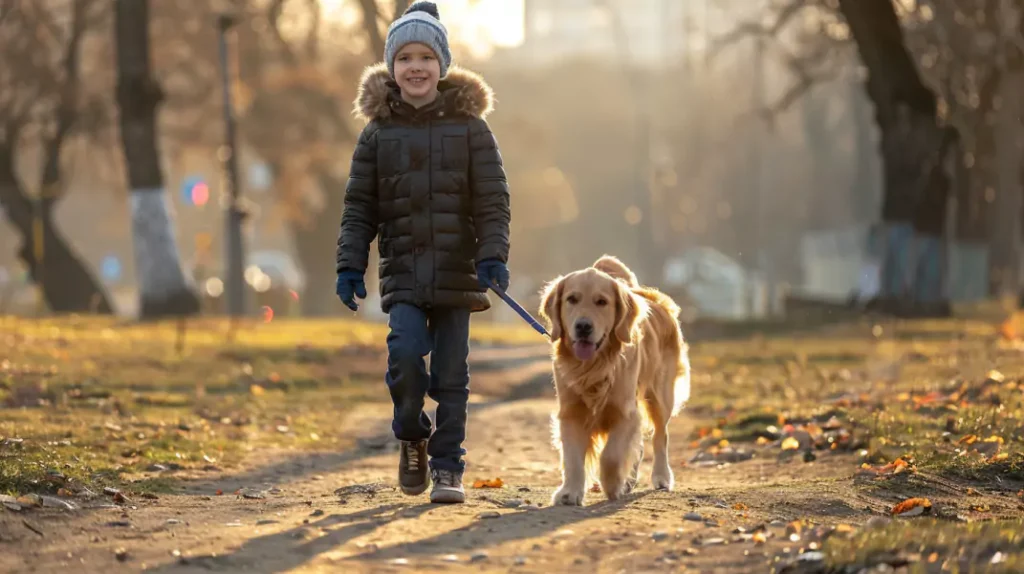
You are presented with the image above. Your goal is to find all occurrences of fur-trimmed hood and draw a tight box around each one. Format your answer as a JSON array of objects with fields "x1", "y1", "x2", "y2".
[{"x1": 353, "y1": 62, "x2": 494, "y2": 123}]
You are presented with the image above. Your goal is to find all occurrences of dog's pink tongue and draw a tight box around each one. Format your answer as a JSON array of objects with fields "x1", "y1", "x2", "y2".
[{"x1": 573, "y1": 341, "x2": 596, "y2": 361}]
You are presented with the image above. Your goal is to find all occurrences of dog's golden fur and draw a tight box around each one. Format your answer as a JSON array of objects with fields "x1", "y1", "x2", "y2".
[{"x1": 539, "y1": 255, "x2": 690, "y2": 505}]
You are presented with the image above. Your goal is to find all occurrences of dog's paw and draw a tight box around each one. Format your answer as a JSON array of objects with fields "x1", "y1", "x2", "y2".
[
  {"x1": 600, "y1": 477, "x2": 628, "y2": 501},
  {"x1": 651, "y1": 465, "x2": 674, "y2": 491},
  {"x1": 552, "y1": 485, "x2": 584, "y2": 506}
]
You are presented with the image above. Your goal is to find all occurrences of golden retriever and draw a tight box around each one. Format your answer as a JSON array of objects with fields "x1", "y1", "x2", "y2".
[{"x1": 539, "y1": 255, "x2": 690, "y2": 505}]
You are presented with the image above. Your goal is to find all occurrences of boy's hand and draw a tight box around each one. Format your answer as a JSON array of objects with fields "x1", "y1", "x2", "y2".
[
  {"x1": 476, "y1": 259, "x2": 510, "y2": 291},
  {"x1": 336, "y1": 270, "x2": 367, "y2": 311}
]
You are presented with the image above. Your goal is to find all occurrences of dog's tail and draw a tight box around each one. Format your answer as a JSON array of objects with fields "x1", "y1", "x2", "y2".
[
  {"x1": 634, "y1": 287, "x2": 691, "y2": 417},
  {"x1": 672, "y1": 346, "x2": 691, "y2": 416},
  {"x1": 593, "y1": 255, "x2": 639, "y2": 288}
]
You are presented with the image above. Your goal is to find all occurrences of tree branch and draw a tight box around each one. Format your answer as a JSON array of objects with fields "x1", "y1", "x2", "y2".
[
  {"x1": 358, "y1": 0, "x2": 384, "y2": 58},
  {"x1": 267, "y1": 0, "x2": 298, "y2": 66},
  {"x1": 392, "y1": 0, "x2": 411, "y2": 20},
  {"x1": 708, "y1": 0, "x2": 819, "y2": 61},
  {"x1": 0, "y1": 0, "x2": 15, "y2": 27},
  {"x1": 304, "y1": 0, "x2": 320, "y2": 61},
  {"x1": 39, "y1": 0, "x2": 93, "y2": 200}
]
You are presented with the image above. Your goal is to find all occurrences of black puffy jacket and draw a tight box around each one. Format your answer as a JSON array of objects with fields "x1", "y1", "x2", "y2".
[{"x1": 336, "y1": 63, "x2": 511, "y2": 313}]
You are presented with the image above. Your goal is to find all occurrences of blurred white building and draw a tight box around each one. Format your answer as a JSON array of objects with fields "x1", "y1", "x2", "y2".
[{"x1": 497, "y1": 0, "x2": 709, "y2": 68}]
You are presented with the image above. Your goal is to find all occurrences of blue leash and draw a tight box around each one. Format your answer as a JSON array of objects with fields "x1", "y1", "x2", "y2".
[{"x1": 485, "y1": 278, "x2": 550, "y2": 338}]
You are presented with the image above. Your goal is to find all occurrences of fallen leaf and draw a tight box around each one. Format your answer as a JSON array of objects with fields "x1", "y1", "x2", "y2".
[
  {"x1": 17, "y1": 494, "x2": 42, "y2": 508},
  {"x1": 215, "y1": 489, "x2": 223, "y2": 496},
  {"x1": 56, "y1": 488, "x2": 73, "y2": 498},
  {"x1": 834, "y1": 524, "x2": 855, "y2": 534},
  {"x1": 786, "y1": 520, "x2": 803, "y2": 536},
  {"x1": 958, "y1": 434, "x2": 978, "y2": 445},
  {"x1": 756, "y1": 436, "x2": 770, "y2": 446},
  {"x1": 892, "y1": 497, "x2": 932, "y2": 517},
  {"x1": 250, "y1": 384, "x2": 265, "y2": 396},
  {"x1": 989, "y1": 453, "x2": 1009, "y2": 462},
  {"x1": 752, "y1": 531, "x2": 767, "y2": 545},
  {"x1": 892, "y1": 458, "x2": 911, "y2": 474},
  {"x1": 732, "y1": 502, "x2": 749, "y2": 511},
  {"x1": 471, "y1": 478, "x2": 504, "y2": 489},
  {"x1": 781, "y1": 437, "x2": 800, "y2": 451},
  {"x1": 998, "y1": 317, "x2": 1016, "y2": 340}
]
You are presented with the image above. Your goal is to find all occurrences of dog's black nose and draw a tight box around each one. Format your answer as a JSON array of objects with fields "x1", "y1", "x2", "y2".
[{"x1": 574, "y1": 319, "x2": 593, "y2": 338}]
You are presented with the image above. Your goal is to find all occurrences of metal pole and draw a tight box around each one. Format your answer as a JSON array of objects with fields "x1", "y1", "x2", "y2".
[
  {"x1": 33, "y1": 191, "x2": 45, "y2": 316},
  {"x1": 217, "y1": 14, "x2": 247, "y2": 318},
  {"x1": 751, "y1": 29, "x2": 767, "y2": 316}
]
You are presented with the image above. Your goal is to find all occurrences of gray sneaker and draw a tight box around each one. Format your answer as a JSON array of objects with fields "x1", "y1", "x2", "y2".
[
  {"x1": 399, "y1": 440, "x2": 429, "y2": 495},
  {"x1": 429, "y1": 468, "x2": 465, "y2": 503}
]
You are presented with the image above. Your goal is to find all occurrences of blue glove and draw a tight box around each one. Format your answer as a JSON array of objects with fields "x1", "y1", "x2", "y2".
[
  {"x1": 336, "y1": 270, "x2": 367, "y2": 311},
  {"x1": 476, "y1": 258, "x2": 510, "y2": 291}
]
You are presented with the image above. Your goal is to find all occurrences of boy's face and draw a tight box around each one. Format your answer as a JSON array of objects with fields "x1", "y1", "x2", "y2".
[{"x1": 393, "y1": 43, "x2": 440, "y2": 105}]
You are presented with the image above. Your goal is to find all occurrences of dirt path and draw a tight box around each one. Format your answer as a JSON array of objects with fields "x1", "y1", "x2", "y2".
[{"x1": 1, "y1": 340, "x2": 1015, "y2": 574}]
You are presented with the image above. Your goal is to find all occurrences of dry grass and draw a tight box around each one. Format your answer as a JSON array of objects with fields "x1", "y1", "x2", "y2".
[{"x1": 0, "y1": 314, "x2": 537, "y2": 496}]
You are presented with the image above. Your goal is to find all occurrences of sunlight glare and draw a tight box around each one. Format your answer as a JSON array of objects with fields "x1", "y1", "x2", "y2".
[
  {"x1": 317, "y1": 0, "x2": 524, "y2": 57},
  {"x1": 470, "y1": 0, "x2": 524, "y2": 47}
]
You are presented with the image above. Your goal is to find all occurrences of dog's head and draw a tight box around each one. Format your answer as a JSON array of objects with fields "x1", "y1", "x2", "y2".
[{"x1": 539, "y1": 268, "x2": 642, "y2": 362}]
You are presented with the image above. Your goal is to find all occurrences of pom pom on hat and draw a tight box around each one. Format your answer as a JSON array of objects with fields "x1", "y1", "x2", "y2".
[{"x1": 404, "y1": 1, "x2": 440, "y2": 19}]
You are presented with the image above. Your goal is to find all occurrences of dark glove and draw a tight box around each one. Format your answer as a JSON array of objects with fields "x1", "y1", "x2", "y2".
[
  {"x1": 476, "y1": 258, "x2": 510, "y2": 291},
  {"x1": 336, "y1": 270, "x2": 367, "y2": 311}
]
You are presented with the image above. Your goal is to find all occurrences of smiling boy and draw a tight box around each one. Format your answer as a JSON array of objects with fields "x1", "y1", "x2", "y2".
[{"x1": 335, "y1": 1, "x2": 512, "y2": 503}]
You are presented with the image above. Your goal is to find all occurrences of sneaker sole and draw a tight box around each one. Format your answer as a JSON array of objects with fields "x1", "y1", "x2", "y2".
[
  {"x1": 400, "y1": 482, "x2": 429, "y2": 496},
  {"x1": 429, "y1": 488, "x2": 465, "y2": 504}
]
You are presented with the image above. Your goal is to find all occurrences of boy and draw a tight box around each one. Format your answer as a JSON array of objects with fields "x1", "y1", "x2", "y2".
[{"x1": 334, "y1": 1, "x2": 511, "y2": 504}]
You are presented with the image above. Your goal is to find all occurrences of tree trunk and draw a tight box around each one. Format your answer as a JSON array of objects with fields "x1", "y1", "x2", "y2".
[
  {"x1": 114, "y1": 0, "x2": 199, "y2": 319},
  {"x1": 837, "y1": 0, "x2": 948, "y2": 312},
  {"x1": 991, "y1": 67, "x2": 1024, "y2": 299},
  {"x1": 849, "y1": 77, "x2": 880, "y2": 224},
  {"x1": 949, "y1": 71, "x2": 1000, "y2": 301},
  {"x1": 0, "y1": 147, "x2": 113, "y2": 313}
]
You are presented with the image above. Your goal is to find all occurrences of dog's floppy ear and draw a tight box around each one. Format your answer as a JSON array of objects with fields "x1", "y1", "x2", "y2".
[
  {"x1": 613, "y1": 280, "x2": 641, "y2": 345},
  {"x1": 539, "y1": 276, "x2": 565, "y2": 341}
]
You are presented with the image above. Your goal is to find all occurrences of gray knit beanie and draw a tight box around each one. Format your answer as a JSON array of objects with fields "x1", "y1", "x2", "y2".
[{"x1": 384, "y1": 1, "x2": 452, "y2": 79}]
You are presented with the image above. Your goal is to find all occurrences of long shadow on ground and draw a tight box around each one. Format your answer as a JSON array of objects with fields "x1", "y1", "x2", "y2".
[
  {"x1": 148, "y1": 491, "x2": 653, "y2": 573},
  {"x1": 187, "y1": 359, "x2": 556, "y2": 495},
  {"x1": 345, "y1": 491, "x2": 654, "y2": 564}
]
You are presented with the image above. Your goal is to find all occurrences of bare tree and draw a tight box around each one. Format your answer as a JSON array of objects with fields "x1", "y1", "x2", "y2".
[
  {"x1": 137, "y1": 1, "x2": 411, "y2": 316},
  {"x1": 0, "y1": 0, "x2": 113, "y2": 313},
  {"x1": 114, "y1": 0, "x2": 200, "y2": 319}
]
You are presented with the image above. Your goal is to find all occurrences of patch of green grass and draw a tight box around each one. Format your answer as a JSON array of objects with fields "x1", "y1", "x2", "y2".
[
  {"x1": 3, "y1": 315, "x2": 499, "y2": 496},
  {"x1": 825, "y1": 518, "x2": 1024, "y2": 573}
]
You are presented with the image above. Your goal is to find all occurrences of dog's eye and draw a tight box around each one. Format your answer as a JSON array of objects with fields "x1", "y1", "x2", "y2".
[
  {"x1": 595, "y1": 298, "x2": 608, "y2": 307},
  {"x1": 566, "y1": 295, "x2": 579, "y2": 305}
]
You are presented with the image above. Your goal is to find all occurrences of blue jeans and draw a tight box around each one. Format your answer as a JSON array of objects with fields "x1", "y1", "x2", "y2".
[{"x1": 385, "y1": 303, "x2": 471, "y2": 472}]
